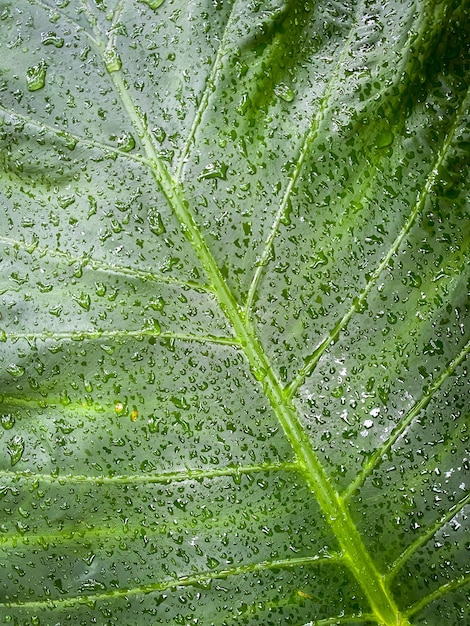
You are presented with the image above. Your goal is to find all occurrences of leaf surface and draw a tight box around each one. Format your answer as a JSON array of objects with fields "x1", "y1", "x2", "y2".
[{"x1": 0, "y1": 0, "x2": 469, "y2": 624}]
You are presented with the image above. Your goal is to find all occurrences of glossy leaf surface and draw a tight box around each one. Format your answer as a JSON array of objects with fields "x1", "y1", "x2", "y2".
[{"x1": 0, "y1": 0, "x2": 469, "y2": 624}]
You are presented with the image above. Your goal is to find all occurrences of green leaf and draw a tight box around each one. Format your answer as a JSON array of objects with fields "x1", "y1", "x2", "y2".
[{"x1": 0, "y1": 0, "x2": 468, "y2": 624}]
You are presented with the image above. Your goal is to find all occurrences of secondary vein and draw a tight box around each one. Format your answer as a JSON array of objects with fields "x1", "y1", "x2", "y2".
[
  {"x1": 0, "y1": 554, "x2": 340, "y2": 610},
  {"x1": 285, "y1": 83, "x2": 470, "y2": 400},
  {"x1": 244, "y1": 1, "x2": 365, "y2": 318},
  {"x1": 342, "y1": 338, "x2": 470, "y2": 500}
]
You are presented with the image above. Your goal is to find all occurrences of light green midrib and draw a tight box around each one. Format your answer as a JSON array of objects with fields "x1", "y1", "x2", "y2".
[{"x1": 105, "y1": 63, "x2": 407, "y2": 626}]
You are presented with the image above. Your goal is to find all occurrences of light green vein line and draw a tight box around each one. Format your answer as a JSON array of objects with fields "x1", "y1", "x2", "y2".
[
  {"x1": 33, "y1": 0, "x2": 99, "y2": 45},
  {"x1": 90, "y1": 13, "x2": 409, "y2": 626},
  {"x1": 386, "y1": 490, "x2": 470, "y2": 582},
  {"x1": 243, "y1": 3, "x2": 364, "y2": 319},
  {"x1": 175, "y1": 0, "x2": 238, "y2": 180},
  {"x1": 285, "y1": 84, "x2": 470, "y2": 401},
  {"x1": 405, "y1": 574, "x2": 470, "y2": 619},
  {"x1": 3, "y1": 330, "x2": 239, "y2": 347},
  {"x1": 0, "y1": 104, "x2": 149, "y2": 166},
  {"x1": 306, "y1": 617, "x2": 376, "y2": 626},
  {"x1": 105, "y1": 0, "x2": 126, "y2": 58},
  {"x1": 0, "y1": 461, "x2": 299, "y2": 486},
  {"x1": 0, "y1": 235, "x2": 211, "y2": 293},
  {"x1": 0, "y1": 554, "x2": 341, "y2": 610},
  {"x1": 342, "y1": 337, "x2": 470, "y2": 501}
]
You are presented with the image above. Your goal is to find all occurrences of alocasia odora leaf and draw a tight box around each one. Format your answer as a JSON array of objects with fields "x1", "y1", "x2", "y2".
[{"x1": 0, "y1": 0, "x2": 469, "y2": 624}]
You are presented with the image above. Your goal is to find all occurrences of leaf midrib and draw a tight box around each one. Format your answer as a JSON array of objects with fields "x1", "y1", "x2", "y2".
[{"x1": 91, "y1": 12, "x2": 409, "y2": 626}]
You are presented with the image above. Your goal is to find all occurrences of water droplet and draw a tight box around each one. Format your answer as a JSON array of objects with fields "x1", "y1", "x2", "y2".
[
  {"x1": 6, "y1": 364, "x2": 25, "y2": 378},
  {"x1": 274, "y1": 83, "x2": 295, "y2": 102},
  {"x1": 41, "y1": 31, "x2": 64, "y2": 48},
  {"x1": 145, "y1": 318, "x2": 162, "y2": 334},
  {"x1": 147, "y1": 208, "x2": 166, "y2": 235},
  {"x1": 26, "y1": 61, "x2": 47, "y2": 91},
  {"x1": 117, "y1": 131, "x2": 135, "y2": 152},
  {"x1": 206, "y1": 556, "x2": 220, "y2": 569},
  {"x1": 375, "y1": 130, "x2": 394, "y2": 149},
  {"x1": 198, "y1": 161, "x2": 228, "y2": 181},
  {"x1": 1, "y1": 414, "x2": 16, "y2": 430},
  {"x1": 139, "y1": 0, "x2": 165, "y2": 8},
  {"x1": 7, "y1": 435, "x2": 25, "y2": 466},
  {"x1": 104, "y1": 49, "x2": 122, "y2": 73},
  {"x1": 251, "y1": 366, "x2": 267, "y2": 381},
  {"x1": 72, "y1": 292, "x2": 91, "y2": 311}
]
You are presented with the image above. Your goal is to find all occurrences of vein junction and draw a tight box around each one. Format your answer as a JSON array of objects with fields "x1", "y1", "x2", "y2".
[{"x1": 87, "y1": 11, "x2": 410, "y2": 625}]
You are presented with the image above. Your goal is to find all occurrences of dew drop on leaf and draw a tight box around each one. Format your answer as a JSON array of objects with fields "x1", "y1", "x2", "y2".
[
  {"x1": 274, "y1": 82, "x2": 295, "y2": 102},
  {"x1": 1, "y1": 413, "x2": 15, "y2": 430},
  {"x1": 117, "y1": 131, "x2": 136, "y2": 152},
  {"x1": 41, "y1": 31, "x2": 64, "y2": 47},
  {"x1": 198, "y1": 161, "x2": 228, "y2": 181},
  {"x1": 206, "y1": 556, "x2": 220, "y2": 569},
  {"x1": 6, "y1": 363, "x2": 25, "y2": 378},
  {"x1": 148, "y1": 208, "x2": 166, "y2": 235},
  {"x1": 26, "y1": 61, "x2": 47, "y2": 91},
  {"x1": 7, "y1": 435, "x2": 25, "y2": 466},
  {"x1": 375, "y1": 130, "x2": 394, "y2": 148},
  {"x1": 72, "y1": 292, "x2": 91, "y2": 311},
  {"x1": 139, "y1": 0, "x2": 165, "y2": 9},
  {"x1": 104, "y1": 49, "x2": 122, "y2": 73}
]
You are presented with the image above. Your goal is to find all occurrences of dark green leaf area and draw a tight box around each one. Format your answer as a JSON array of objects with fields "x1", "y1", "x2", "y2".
[
  {"x1": 1, "y1": 567, "x2": 369, "y2": 626},
  {"x1": 0, "y1": 339, "x2": 294, "y2": 475},
  {"x1": 0, "y1": 472, "x2": 349, "y2": 624}
]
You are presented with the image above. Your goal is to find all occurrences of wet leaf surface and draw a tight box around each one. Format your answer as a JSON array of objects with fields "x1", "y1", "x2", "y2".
[{"x1": 0, "y1": 0, "x2": 469, "y2": 624}]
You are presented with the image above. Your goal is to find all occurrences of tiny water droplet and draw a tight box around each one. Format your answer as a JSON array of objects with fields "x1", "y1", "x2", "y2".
[
  {"x1": 274, "y1": 83, "x2": 295, "y2": 102},
  {"x1": 7, "y1": 435, "x2": 25, "y2": 466},
  {"x1": 26, "y1": 61, "x2": 47, "y2": 91}
]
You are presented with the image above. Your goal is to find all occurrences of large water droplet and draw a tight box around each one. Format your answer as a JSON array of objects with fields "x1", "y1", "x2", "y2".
[
  {"x1": 274, "y1": 83, "x2": 295, "y2": 102},
  {"x1": 117, "y1": 131, "x2": 135, "y2": 152},
  {"x1": 41, "y1": 31, "x2": 64, "y2": 48},
  {"x1": 139, "y1": 0, "x2": 165, "y2": 8},
  {"x1": 26, "y1": 61, "x2": 47, "y2": 91},
  {"x1": 104, "y1": 49, "x2": 122, "y2": 73},
  {"x1": 73, "y1": 292, "x2": 91, "y2": 311},
  {"x1": 7, "y1": 435, "x2": 25, "y2": 466},
  {"x1": 148, "y1": 208, "x2": 166, "y2": 235},
  {"x1": 6, "y1": 364, "x2": 25, "y2": 378},
  {"x1": 375, "y1": 130, "x2": 394, "y2": 149},
  {"x1": 198, "y1": 161, "x2": 228, "y2": 181},
  {"x1": 1, "y1": 414, "x2": 16, "y2": 430}
]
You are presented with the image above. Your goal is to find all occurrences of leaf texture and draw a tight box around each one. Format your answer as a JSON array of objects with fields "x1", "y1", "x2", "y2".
[{"x1": 0, "y1": 0, "x2": 469, "y2": 624}]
